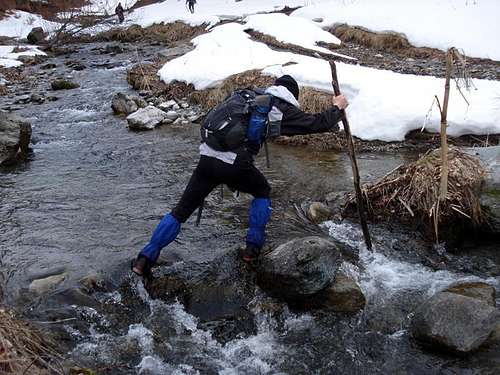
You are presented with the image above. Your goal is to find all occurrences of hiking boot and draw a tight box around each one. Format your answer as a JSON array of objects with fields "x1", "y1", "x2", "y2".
[
  {"x1": 239, "y1": 244, "x2": 261, "y2": 265},
  {"x1": 131, "y1": 255, "x2": 152, "y2": 278}
]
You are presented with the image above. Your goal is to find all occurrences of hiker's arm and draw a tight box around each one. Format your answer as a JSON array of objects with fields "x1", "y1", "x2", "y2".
[{"x1": 279, "y1": 104, "x2": 343, "y2": 136}]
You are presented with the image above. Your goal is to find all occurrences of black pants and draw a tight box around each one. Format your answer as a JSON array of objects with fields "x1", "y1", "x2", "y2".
[
  {"x1": 188, "y1": 2, "x2": 195, "y2": 13},
  {"x1": 171, "y1": 155, "x2": 271, "y2": 223}
]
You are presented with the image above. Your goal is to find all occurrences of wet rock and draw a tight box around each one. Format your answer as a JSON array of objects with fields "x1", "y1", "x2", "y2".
[
  {"x1": 41, "y1": 63, "x2": 56, "y2": 70},
  {"x1": 161, "y1": 118, "x2": 174, "y2": 125},
  {"x1": 257, "y1": 236, "x2": 342, "y2": 301},
  {"x1": 18, "y1": 55, "x2": 43, "y2": 65},
  {"x1": 27, "y1": 27, "x2": 46, "y2": 44},
  {"x1": 65, "y1": 60, "x2": 87, "y2": 71},
  {"x1": 29, "y1": 273, "x2": 67, "y2": 295},
  {"x1": 307, "y1": 202, "x2": 333, "y2": 224},
  {"x1": 315, "y1": 272, "x2": 366, "y2": 312},
  {"x1": 444, "y1": 281, "x2": 496, "y2": 306},
  {"x1": 158, "y1": 100, "x2": 177, "y2": 110},
  {"x1": 103, "y1": 44, "x2": 124, "y2": 54},
  {"x1": 111, "y1": 92, "x2": 147, "y2": 115},
  {"x1": 79, "y1": 273, "x2": 105, "y2": 293},
  {"x1": 30, "y1": 93, "x2": 45, "y2": 104},
  {"x1": 0, "y1": 112, "x2": 31, "y2": 166},
  {"x1": 14, "y1": 94, "x2": 30, "y2": 104},
  {"x1": 410, "y1": 291, "x2": 500, "y2": 354},
  {"x1": 51, "y1": 79, "x2": 79, "y2": 90},
  {"x1": 188, "y1": 114, "x2": 202, "y2": 123},
  {"x1": 165, "y1": 110, "x2": 179, "y2": 121},
  {"x1": 126, "y1": 105, "x2": 167, "y2": 130}
]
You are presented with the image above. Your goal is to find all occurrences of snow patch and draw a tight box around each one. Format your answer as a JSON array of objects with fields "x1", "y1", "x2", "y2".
[
  {"x1": 0, "y1": 10, "x2": 59, "y2": 39},
  {"x1": 0, "y1": 45, "x2": 46, "y2": 67}
]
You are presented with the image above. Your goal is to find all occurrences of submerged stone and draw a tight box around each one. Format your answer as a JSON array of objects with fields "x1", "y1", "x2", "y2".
[
  {"x1": 29, "y1": 273, "x2": 67, "y2": 295},
  {"x1": 51, "y1": 79, "x2": 79, "y2": 90}
]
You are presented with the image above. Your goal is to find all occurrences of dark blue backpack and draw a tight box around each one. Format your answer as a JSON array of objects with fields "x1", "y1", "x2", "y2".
[{"x1": 200, "y1": 89, "x2": 273, "y2": 152}]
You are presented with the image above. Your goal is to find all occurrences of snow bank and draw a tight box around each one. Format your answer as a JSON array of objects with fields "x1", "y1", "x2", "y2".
[
  {"x1": 128, "y1": 0, "x2": 331, "y2": 28},
  {"x1": 158, "y1": 22, "x2": 314, "y2": 89},
  {"x1": 244, "y1": 13, "x2": 340, "y2": 55},
  {"x1": 159, "y1": 21, "x2": 500, "y2": 141},
  {"x1": 0, "y1": 45, "x2": 46, "y2": 68},
  {"x1": 0, "y1": 11, "x2": 59, "y2": 39},
  {"x1": 293, "y1": 0, "x2": 500, "y2": 61}
]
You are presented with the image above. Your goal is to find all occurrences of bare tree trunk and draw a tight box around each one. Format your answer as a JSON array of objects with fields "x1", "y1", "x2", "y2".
[{"x1": 439, "y1": 48, "x2": 454, "y2": 201}]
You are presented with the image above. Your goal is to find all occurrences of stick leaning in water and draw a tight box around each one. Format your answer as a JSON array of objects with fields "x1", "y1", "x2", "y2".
[{"x1": 329, "y1": 60, "x2": 372, "y2": 250}]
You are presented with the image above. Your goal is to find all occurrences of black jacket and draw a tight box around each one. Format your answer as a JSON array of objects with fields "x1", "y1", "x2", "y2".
[
  {"x1": 276, "y1": 98, "x2": 341, "y2": 136},
  {"x1": 236, "y1": 86, "x2": 342, "y2": 162}
]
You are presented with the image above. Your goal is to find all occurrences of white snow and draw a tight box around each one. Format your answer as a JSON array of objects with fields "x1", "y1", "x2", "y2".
[
  {"x1": 244, "y1": 13, "x2": 340, "y2": 55},
  {"x1": 128, "y1": 0, "x2": 331, "y2": 28},
  {"x1": 0, "y1": 45, "x2": 46, "y2": 68},
  {"x1": 159, "y1": 21, "x2": 500, "y2": 141},
  {"x1": 293, "y1": 0, "x2": 500, "y2": 61},
  {"x1": 0, "y1": 10, "x2": 59, "y2": 39}
]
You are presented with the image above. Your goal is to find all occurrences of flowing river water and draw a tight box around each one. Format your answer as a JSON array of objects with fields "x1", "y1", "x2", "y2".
[{"x1": 1, "y1": 43, "x2": 499, "y2": 374}]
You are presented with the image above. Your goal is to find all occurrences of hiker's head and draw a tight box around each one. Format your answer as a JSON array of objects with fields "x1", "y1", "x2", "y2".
[{"x1": 274, "y1": 75, "x2": 299, "y2": 100}]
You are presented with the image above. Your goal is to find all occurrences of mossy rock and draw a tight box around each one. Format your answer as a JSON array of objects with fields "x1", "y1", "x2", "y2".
[{"x1": 51, "y1": 79, "x2": 79, "y2": 90}]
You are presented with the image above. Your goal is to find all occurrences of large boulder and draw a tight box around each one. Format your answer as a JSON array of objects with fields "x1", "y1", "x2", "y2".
[
  {"x1": 126, "y1": 105, "x2": 167, "y2": 130},
  {"x1": 257, "y1": 236, "x2": 342, "y2": 301},
  {"x1": 111, "y1": 92, "x2": 147, "y2": 115},
  {"x1": 0, "y1": 112, "x2": 31, "y2": 166},
  {"x1": 410, "y1": 291, "x2": 500, "y2": 354},
  {"x1": 27, "y1": 27, "x2": 46, "y2": 44}
]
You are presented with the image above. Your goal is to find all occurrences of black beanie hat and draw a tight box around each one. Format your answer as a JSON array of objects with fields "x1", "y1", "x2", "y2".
[{"x1": 274, "y1": 75, "x2": 299, "y2": 100}]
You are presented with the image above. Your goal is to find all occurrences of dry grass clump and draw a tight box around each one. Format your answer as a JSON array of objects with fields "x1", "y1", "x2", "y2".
[
  {"x1": 274, "y1": 132, "x2": 344, "y2": 151},
  {"x1": 127, "y1": 56, "x2": 195, "y2": 98},
  {"x1": 190, "y1": 70, "x2": 333, "y2": 112},
  {"x1": 0, "y1": 308, "x2": 62, "y2": 374},
  {"x1": 332, "y1": 24, "x2": 412, "y2": 51},
  {"x1": 98, "y1": 22, "x2": 206, "y2": 43},
  {"x1": 190, "y1": 70, "x2": 275, "y2": 110},
  {"x1": 345, "y1": 147, "x2": 487, "y2": 240}
]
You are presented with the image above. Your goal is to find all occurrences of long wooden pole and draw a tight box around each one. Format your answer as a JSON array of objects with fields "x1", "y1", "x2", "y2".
[
  {"x1": 329, "y1": 61, "x2": 372, "y2": 251},
  {"x1": 439, "y1": 48, "x2": 454, "y2": 202}
]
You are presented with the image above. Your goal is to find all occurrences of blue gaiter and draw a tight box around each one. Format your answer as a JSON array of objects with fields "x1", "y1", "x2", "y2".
[
  {"x1": 140, "y1": 213, "x2": 180, "y2": 263},
  {"x1": 246, "y1": 198, "x2": 272, "y2": 249}
]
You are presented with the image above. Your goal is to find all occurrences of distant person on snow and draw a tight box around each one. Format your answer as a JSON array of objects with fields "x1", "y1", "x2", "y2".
[
  {"x1": 186, "y1": 0, "x2": 196, "y2": 14},
  {"x1": 131, "y1": 75, "x2": 349, "y2": 277},
  {"x1": 115, "y1": 2, "x2": 125, "y2": 23}
]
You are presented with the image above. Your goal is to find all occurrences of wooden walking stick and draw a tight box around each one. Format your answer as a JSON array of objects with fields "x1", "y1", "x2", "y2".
[{"x1": 329, "y1": 60, "x2": 372, "y2": 251}]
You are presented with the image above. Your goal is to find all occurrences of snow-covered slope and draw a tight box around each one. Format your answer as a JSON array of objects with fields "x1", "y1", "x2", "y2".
[
  {"x1": 0, "y1": 11, "x2": 60, "y2": 39},
  {"x1": 159, "y1": 20, "x2": 500, "y2": 141},
  {"x1": 293, "y1": 0, "x2": 500, "y2": 61},
  {"x1": 0, "y1": 45, "x2": 46, "y2": 67}
]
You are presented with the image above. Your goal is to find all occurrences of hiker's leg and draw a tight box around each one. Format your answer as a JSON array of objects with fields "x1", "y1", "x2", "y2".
[
  {"x1": 139, "y1": 157, "x2": 217, "y2": 263},
  {"x1": 227, "y1": 164, "x2": 272, "y2": 249}
]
